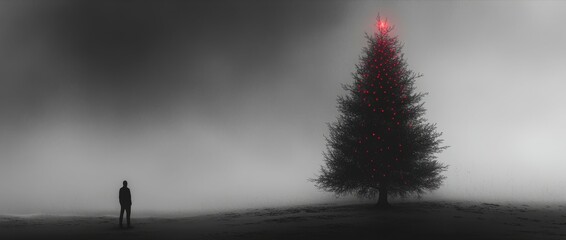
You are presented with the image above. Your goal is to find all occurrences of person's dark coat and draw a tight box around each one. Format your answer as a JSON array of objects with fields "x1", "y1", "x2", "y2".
[{"x1": 119, "y1": 187, "x2": 132, "y2": 206}]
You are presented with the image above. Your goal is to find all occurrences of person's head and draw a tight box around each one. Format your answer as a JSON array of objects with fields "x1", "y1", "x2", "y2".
[{"x1": 123, "y1": 180, "x2": 128, "y2": 187}]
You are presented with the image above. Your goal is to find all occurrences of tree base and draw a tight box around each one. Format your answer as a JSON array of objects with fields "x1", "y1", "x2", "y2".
[
  {"x1": 376, "y1": 187, "x2": 390, "y2": 209},
  {"x1": 375, "y1": 201, "x2": 391, "y2": 209}
]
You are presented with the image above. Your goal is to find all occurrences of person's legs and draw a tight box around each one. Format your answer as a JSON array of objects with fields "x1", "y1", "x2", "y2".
[
  {"x1": 119, "y1": 206, "x2": 125, "y2": 227},
  {"x1": 126, "y1": 206, "x2": 131, "y2": 227}
]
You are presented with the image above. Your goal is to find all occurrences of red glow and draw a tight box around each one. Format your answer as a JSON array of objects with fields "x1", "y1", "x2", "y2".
[{"x1": 377, "y1": 20, "x2": 388, "y2": 33}]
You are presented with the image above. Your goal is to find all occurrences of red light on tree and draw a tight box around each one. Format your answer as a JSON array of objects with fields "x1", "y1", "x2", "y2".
[{"x1": 377, "y1": 20, "x2": 388, "y2": 33}]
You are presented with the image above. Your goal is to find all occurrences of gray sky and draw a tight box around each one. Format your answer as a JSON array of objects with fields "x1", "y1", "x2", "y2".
[{"x1": 1, "y1": 0, "x2": 566, "y2": 214}]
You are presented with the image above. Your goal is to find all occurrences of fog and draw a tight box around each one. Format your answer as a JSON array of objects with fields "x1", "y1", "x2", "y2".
[{"x1": 1, "y1": 1, "x2": 565, "y2": 214}]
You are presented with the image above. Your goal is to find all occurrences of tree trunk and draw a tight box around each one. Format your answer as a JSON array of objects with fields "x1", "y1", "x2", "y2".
[{"x1": 376, "y1": 186, "x2": 390, "y2": 208}]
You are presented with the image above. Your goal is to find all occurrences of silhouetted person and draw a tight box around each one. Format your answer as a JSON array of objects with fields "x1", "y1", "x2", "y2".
[{"x1": 119, "y1": 180, "x2": 132, "y2": 228}]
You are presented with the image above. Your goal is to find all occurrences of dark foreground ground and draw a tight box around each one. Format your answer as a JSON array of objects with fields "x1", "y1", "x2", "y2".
[{"x1": 2, "y1": 201, "x2": 566, "y2": 240}]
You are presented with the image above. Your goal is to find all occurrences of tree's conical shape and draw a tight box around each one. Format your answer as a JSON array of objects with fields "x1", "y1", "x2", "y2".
[{"x1": 313, "y1": 17, "x2": 447, "y2": 206}]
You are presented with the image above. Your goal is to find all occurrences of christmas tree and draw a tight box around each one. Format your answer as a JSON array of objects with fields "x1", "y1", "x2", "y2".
[{"x1": 313, "y1": 17, "x2": 447, "y2": 208}]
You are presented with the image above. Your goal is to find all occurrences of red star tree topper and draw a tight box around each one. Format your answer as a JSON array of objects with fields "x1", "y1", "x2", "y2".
[{"x1": 313, "y1": 17, "x2": 447, "y2": 208}]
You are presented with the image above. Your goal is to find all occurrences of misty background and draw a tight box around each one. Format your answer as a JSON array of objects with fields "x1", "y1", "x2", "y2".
[{"x1": 1, "y1": 0, "x2": 565, "y2": 214}]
